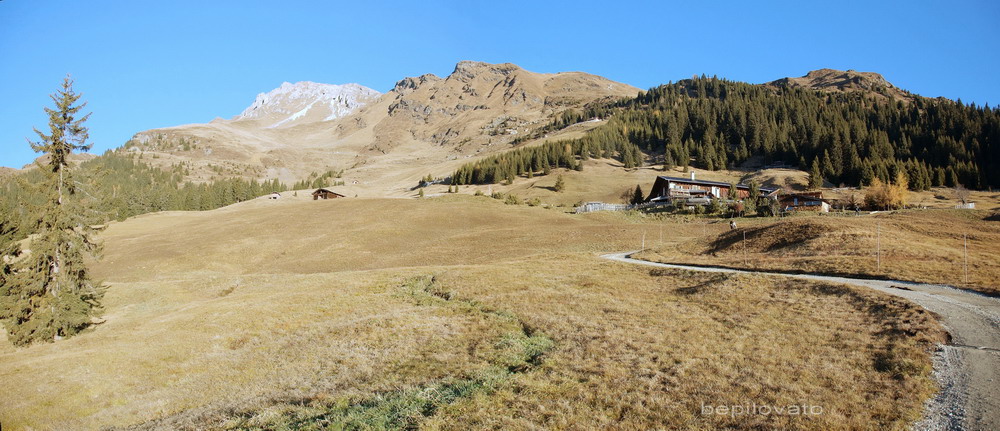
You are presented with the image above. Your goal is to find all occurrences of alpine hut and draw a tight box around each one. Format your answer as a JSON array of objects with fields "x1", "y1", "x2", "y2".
[{"x1": 312, "y1": 188, "x2": 346, "y2": 200}]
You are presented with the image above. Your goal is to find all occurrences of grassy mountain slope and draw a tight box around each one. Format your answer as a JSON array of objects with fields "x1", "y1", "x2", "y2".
[{"x1": 0, "y1": 196, "x2": 944, "y2": 430}]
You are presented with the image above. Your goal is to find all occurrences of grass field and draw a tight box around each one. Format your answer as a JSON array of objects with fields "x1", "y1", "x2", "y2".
[
  {"x1": 418, "y1": 161, "x2": 772, "y2": 206},
  {"x1": 635, "y1": 209, "x2": 1000, "y2": 296},
  {"x1": 0, "y1": 195, "x2": 946, "y2": 430}
]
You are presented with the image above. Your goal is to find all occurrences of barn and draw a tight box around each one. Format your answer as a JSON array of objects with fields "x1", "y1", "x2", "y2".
[
  {"x1": 778, "y1": 192, "x2": 830, "y2": 213},
  {"x1": 646, "y1": 172, "x2": 777, "y2": 202},
  {"x1": 312, "y1": 188, "x2": 346, "y2": 200}
]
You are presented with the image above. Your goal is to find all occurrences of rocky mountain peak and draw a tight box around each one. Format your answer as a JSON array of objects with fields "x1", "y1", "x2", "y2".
[
  {"x1": 768, "y1": 69, "x2": 910, "y2": 101},
  {"x1": 236, "y1": 81, "x2": 381, "y2": 127},
  {"x1": 392, "y1": 74, "x2": 441, "y2": 94},
  {"x1": 450, "y1": 61, "x2": 521, "y2": 83}
]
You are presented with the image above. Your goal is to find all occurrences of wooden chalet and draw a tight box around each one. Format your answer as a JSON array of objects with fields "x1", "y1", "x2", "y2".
[
  {"x1": 778, "y1": 191, "x2": 830, "y2": 213},
  {"x1": 312, "y1": 188, "x2": 346, "y2": 200},
  {"x1": 646, "y1": 172, "x2": 778, "y2": 202}
]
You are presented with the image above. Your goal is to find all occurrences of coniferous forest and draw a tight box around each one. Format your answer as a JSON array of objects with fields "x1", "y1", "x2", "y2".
[
  {"x1": 453, "y1": 77, "x2": 1000, "y2": 190},
  {"x1": 0, "y1": 153, "x2": 289, "y2": 245}
]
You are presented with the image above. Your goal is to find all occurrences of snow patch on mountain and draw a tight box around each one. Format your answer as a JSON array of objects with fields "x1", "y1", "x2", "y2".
[
  {"x1": 269, "y1": 100, "x2": 318, "y2": 129},
  {"x1": 237, "y1": 81, "x2": 381, "y2": 127}
]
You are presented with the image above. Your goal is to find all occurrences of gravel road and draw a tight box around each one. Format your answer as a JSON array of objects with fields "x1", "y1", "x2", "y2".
[{"x1": 601, "y1": 252, "x2": 1000, "y2": 431}]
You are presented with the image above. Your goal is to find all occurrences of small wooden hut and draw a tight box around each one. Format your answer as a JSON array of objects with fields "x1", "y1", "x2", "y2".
[{"x1": 312, "y1": 188, "x2": 346, "y2": 200}]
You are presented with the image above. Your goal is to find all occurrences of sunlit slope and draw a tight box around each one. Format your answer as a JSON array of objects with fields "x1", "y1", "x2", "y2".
[
  {"x1": 4, "y1": 196, "x2": 652, "y2": 430},
  {"x1": 636, "y1": 209, "x2": 1000, "y2": 295},
  {"x1": 93, "y1": 195, "x2": 646, "y2": 282},
  {"x1": 0, "y1": 196, "x2": 944, "y2": 430}
]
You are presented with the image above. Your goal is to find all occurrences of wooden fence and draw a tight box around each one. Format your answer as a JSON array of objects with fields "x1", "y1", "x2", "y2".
[{"x1": 575, "y1": 201, "x2": 670, "y2": 214}]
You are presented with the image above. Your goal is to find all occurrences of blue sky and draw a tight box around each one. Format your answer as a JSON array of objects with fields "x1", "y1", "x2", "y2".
[{"x1": 1, "y1": 0, "x2": 998, "y2": 168}]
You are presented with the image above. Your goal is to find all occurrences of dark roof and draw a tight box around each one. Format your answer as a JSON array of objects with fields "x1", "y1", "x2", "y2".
[
  {"x1": 655, "y1": 176, "x2": 778, "y2": 193},
  {"x1": 779, "y1": 194, "x2": 827, "y2": 202},
  {"x1": 781, "y1": 191, "x2": 823, "y2": 198},
  {"x1": 312, "y1": 188, "x2": 345, "y2": 195}
]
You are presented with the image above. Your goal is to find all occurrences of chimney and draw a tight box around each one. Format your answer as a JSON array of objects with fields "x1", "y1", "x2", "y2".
[{"x1": 690, "y1": 171, "x2": 696, "y2": 181}]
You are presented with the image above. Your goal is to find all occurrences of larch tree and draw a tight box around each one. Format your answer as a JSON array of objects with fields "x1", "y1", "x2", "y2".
[{"x1": 0, "y1": 76, "x2": 105, "y2": 346}]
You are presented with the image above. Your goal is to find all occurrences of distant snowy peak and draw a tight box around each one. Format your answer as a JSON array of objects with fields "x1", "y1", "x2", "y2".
[{"x1": 237, "y1": 81, "x2": 381, "y2": 127}]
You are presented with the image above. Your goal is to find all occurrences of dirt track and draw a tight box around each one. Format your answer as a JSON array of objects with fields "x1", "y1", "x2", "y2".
[{"x1": 602, "y1": 252, "x2": 1000, "y2": 431}]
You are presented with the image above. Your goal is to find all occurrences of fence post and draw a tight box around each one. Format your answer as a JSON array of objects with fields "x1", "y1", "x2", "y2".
[
  {"x1": 743, "y1": 229, "x2": 748, "y2": 266},
  {"x1": 964, "y1": 233, "x2": 969, "y2": 284}
]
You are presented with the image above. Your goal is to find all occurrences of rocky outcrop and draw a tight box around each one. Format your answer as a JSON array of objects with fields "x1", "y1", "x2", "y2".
[{"x1": 768, "y1": 68, "x2": 911, "y2": 101}]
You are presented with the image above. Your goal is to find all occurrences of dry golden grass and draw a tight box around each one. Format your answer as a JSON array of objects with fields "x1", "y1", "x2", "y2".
[
  {"x1": 0, "y1": 270, "x2": 519, "y2": 429},
  {"x1": 422, "y1": 255, "x2": 944, "y2": 430},
  {"x1": 90, "y1": 195, "x2": 651, "y2": 282},
  {"x1": 0, "y1": 196, "x2": 946, "y2": 430},
  {"x1": 637, "y1": 209, "x2": 1000, "y2": 296}
]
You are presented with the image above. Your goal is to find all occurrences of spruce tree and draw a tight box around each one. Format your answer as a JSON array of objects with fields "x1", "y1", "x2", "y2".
[
  {"x1": 631, "y1": 185, "x2": 644, "y2": 205},
  {"x1": 0, "y1": 77, "x2": 104, "y2": 346},
  {"x1": 554, "y1": 175, "x2": 565, "y2": 192},
  {"x1": 821, "y1": 150, "x2": 836, "y2": 180},
  {"x1": 808, "y1": 158, "x2": 823, "y2": 190},
  {"x1": 745, "y1": 181, "x2": 760, "y2": 216},
  {"x1": 0, "y1": 214, "x2": 21, "y2": 319}
]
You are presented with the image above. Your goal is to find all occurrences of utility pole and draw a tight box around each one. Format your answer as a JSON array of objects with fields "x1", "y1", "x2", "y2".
[
  {"x1": 642, "y1": 231, "x2": 646, "y2": 251},
  {"x1": 964, "y1": 233, "x2": 969, "y2": 284},
  {"x1": 876, "y1": 222, "x2": 881, "y2": 273}
]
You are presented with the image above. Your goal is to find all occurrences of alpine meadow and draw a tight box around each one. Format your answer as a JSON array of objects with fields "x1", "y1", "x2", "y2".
[{"x1": 1, "y1": 2, "x2": 1000, "y2": 430}]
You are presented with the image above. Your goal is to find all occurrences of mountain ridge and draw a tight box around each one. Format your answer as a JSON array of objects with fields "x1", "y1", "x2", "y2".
[
  {"x1": 120, "y1": 61, "x2": 640, "y2": 193},
  {"x1": 101, "y1": 65, "x2": 971, "y2": 196}
]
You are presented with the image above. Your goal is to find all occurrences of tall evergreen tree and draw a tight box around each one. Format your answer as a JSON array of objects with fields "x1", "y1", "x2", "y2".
[
  {"x1": 0, "y1": 213, "x2": 20, "y2": 323},
  {"x1": 745, "y1": 180, "x2": 760, "y2": 216},
  {"x1": 821, "y1": 150, "x2": 836, "y2": 180},
  {"x1": 0, "y1": 77, "x2": 104, "y2": 346},
  {"x1": 808, "y1": 158, "x2": 823, "y2": 190},
  {"x1": 631, "y1": 185, "x2": 644, "y2": 205}
]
